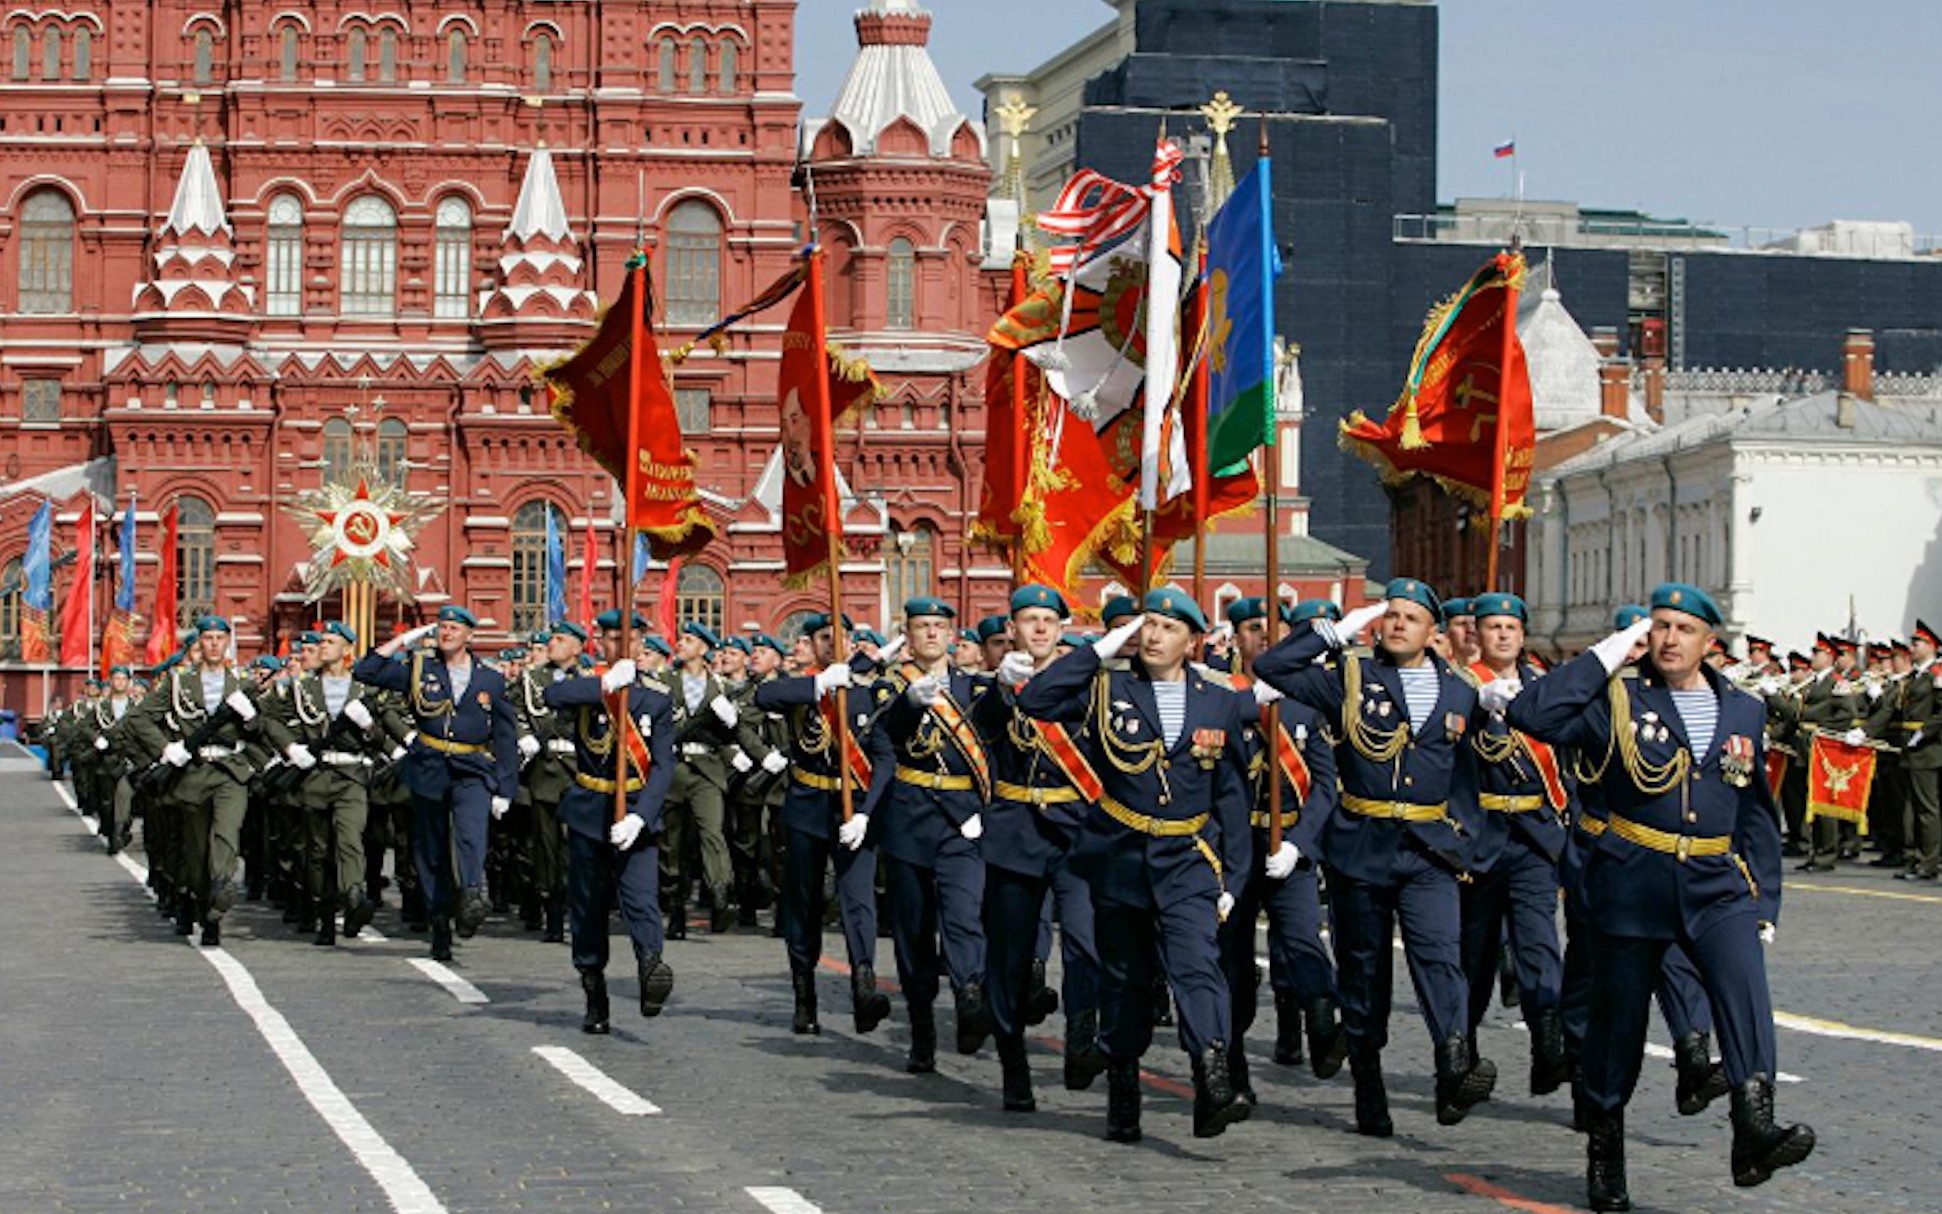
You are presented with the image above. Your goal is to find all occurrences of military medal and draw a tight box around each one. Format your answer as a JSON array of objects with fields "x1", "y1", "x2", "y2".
[
  {"x1": 1191, "y1": 727, "x2": 1226, "y2": 769},
  {"x1": 1444, "y1": 711, "x2": 1466, "y2": 739},
  {"x1": 1721, "y1": 734, "x2": 1754, "y2": 787}
]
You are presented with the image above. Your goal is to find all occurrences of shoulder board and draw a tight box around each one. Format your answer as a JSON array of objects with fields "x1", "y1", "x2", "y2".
[
  {"x1": 1452, "y1": 663, "x2": 1484, "y2": 689},
  {"x1": 642, "y1": 677, "x2": 670, "y2": 696},
  {"x1": 1197, "y1": 667, "x2": 1237, "y2": 690}
]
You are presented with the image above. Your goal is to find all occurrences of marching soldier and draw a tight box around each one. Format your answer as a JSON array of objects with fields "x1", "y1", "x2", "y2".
[
  {"x1": 1898, "y1": 620, "x2": 1942, "y2": 881},
  {"x1": 728, "y1": 634, "x2": 792, "y2": 928},
  {"x1": 1254, "y1": 579, "x2": 1497, "y2": 1137},
  {"x1": 83, "y1": 666, "x2": 138, "y2": 854},
  {"x1": 543, "y1": 635, "x2": 678, "y2": 1034},
  {"x1": 1014, "y1": 590, "x2": 1254, "y2": 1141},
  {"x1": 1503, "y1": 583, "x2": 1812, "y2": 1211},
  {"x1": 662, "y1": 621, "x2": 747, "y2": 935},
  {"x1": 514, "y1": 622, "x2": 586, "y2": 942},
  {"x1": 353, "y1": 605, "x2": 520, "y2": 961},
  {"x1": 976, "y1": 615, "x2": 1012, "y2": 673}
]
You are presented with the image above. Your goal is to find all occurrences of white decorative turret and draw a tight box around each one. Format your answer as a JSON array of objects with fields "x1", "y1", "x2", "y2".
[
  {"x1": 476, "y1": 145, "x2": 598, "y2": 350},
  {"x1": 131, "y1": 140, "x2": 256, "y2": 343},
  {"x1": 803, "y1": 0, "x2": 986, "y2": 163}
]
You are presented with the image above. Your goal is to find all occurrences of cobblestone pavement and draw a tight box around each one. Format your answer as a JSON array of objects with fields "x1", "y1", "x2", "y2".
[{"x1": 2, "y1": 761, "x2": 1937, "y2": 1214}]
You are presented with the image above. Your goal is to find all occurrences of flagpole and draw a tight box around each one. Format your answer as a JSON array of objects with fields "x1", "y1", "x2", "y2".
[
  {"x1": 1260, "y1": 118, "x2": 1285, "y2": 854},
  {"x1": 1485, "y1": 242, "x2": 1522, "y2": 593},
  {"x1": 1188, "y1": 242, "x2": 1210, "y2": 606},
  {"x1": 86, "y1": 499, "x2": 97, "y2": 679},
  {"x1": 803, "y1": 245, "x2": 857, "y2": 825},
  {"x1": 615, "y1": 254, "x2": 648, "y2": 828},
  {"x1": 1009, "y1": 248, "x2": 1031, "y2": 586}
]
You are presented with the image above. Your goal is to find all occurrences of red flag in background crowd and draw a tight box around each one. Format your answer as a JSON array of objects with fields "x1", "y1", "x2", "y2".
[
  {"x1": 145, "y1": 502, "x2": 180, "y2": 665},
  {"x1": 1807, "y1": 734, "x2": 1878, "y2": 832},
  {"x1": 58, "y1": 499, "x2": 94, "y2": 668}
]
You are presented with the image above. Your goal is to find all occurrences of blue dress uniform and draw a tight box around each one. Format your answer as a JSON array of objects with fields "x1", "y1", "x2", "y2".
[
  {"x1": 542, "y1": 670, "x2": 677, "y2": 1033},
  {"x1": 352, "y1": 606, "x2": 520, "y2": 957},
  {"x1": 969, "y1": 584, "x2": 1105, "y2": 1108},
  {"x1": 1460, "y1": 593, "x2": 1571, "y2": 1096},
  {"x1": 1253, "y1": 578, "x2": 1498, "y2": 1137},
  {"x1": 750, "y1": 613, "x2": 891, "y2": 1038},
  {"x1": 1014, "y1": 590, "x2": 1254, "y2": 1141},
  {"x1": 865, "y1": 597, "x2": 994, "y2": 1065},
  {"x1": 1507, "y1": 583, "x2": 1813, "y2": 1211}
]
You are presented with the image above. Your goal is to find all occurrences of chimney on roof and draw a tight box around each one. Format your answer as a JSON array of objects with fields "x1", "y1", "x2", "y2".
[
  {"x1": 1640, "y1": 354, "x2": 1665, "y2": 423},
  {"x1": 1842, "y1": 328, "x2": 1875, "y2": 401},
  {"x1": 1590, "y1": 326, "x2": 1620, "y2": 360},
  {"x1": 1598, "y1": 358, "x2": 1630, "y2": 420}
]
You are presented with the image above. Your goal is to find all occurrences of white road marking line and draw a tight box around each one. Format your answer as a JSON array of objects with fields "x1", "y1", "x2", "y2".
[
  {"x1": 747, "y1": 1187, "x2": 828, "y2": 1214},
  {"x1": 531, "y1": 1046, "x2": 662, "y2": 1115},
  {"x1": 55, "y1": 781, "x2": 449, "y2": 1214},
  {"x1": 53, "y1": 781, "x2": 76, "y2": 810},
  {"x1": 1505, "y1": 1021, "x2": 1804, "y2": 1083},
  {"x1": 1774, "y1": 1011, "x2": 1942, "y2": 1054},
  {"x1": 408, "y1": 958, "x2": 489, "y2": 1004},
  {"x1": 115, "y1": 853, "x2": 150, "y2": 886}
]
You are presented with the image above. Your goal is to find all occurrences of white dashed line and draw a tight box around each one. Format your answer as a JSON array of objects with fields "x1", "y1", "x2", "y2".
[
  {"x1": 532, "y1": 1045, "x2": 662, "y2": 1115},
  {"x1": 408, "y1": 958, "x2": 490, "y2": 1004},
  {"x1": 747, "y1": 1187, "x2": 829, "y2": 1214},
  {"x1": 1774, "y1": 1011, "x2": 1942, "y2": 1054}
]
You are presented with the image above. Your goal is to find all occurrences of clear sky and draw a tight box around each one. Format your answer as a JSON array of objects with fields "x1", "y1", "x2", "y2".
[{"x1": 793, "y1": 0, "x2": 1942, "y2": 238}]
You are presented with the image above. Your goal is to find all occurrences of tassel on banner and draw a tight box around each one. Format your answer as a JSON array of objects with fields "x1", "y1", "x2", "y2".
[{"x1": 1399, "y1": 396, "x2": 1428, "y2": 450}]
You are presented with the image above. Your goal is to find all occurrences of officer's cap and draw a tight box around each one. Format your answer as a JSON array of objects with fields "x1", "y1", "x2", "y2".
[
  {"x1": 1286, "y1": 599, "x2": 1342, "y2": 626},
  {"x1": 1746, "y1": 634, "x2": 1774, "y2": 654},
  {"x1": 1226, "y1": 597, "x2": 1269, "y2": 626},
  {"x1": 1440, "y1": 595, "x2": 1473, "y2": 623},
  {"x1": 197, "y1": 615, "x2": 233, "y2": 634},
  {"x1": 1383, "y1": 578, "x2": 1442, "y2": 622},
  {"x1": 1100, "y1": 595, "x2": 1140, "y2": 626},
  {"x1": 1787, "y1": 650, "x2": 1812, "y2": 671},
  {"x1": 552, "y1": 621, "x2": 589, "y2": 644},
  {"x1": 681, "y1": 621, "x2": 722, "y2": 650},
  {"x1": 1471, "y1": 592, "x2": 1527, "y2": 623},
  {"x1": 1892, "y1": 637, "x2": 1912, "y2": 655},
  {"x1": 437, "y1": 605, "x2": 479, "y2": 628},
  {"x1": 1613, "y1": 604, "x2": 1650, "y2": 630},
  {"x1": 1915, "y1": 619, "x2": 1941, "y2": 649},
  {"x1": 1829, "y1": 634, "x2": 1859, "y2": 656},
  {"x1": 753, "y1": 633, "x2": 787, "y2": 655},
  {"x1": 1649, "y1": 582, "x2": 1722, "y2": 628},
  {"x1": 904, "y1": 596, "x2": 954, "y2": 621},
  {"x1": 1142, "y1": 588, "x2": 1208, "y2": 633},
  {"x1": 1009, "y1": 585, "x2": 1069, "y2": 620},
  {"x1": 803, "y1": 612, "x2": 852, "y2": 637},
  {"x1": 324, "y1": 621, "x2": 358, "y2": 646}
]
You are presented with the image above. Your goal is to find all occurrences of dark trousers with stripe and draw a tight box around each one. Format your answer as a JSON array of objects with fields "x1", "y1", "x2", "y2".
[
  {"x1": 1096, "y1": 892, "x2": 1229, "y2": 1060},
  {"x1": 781, "y1": 826, "x2": 878, "y2": 976}
]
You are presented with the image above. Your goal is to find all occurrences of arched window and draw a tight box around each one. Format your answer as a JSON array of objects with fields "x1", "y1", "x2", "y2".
[
  {"x1": 340, "y1": 195, "x2": 397, "y2": 317},
  {"x1": 322, "y1": 417, "x2": 354, "y2": 483},
  {"x1": 687, "y1": 38, "x2": 706, "y2": 93},
  {"x1": 264, "y1": 193, "x2": 303, "y2": 316},
  {"x1": 656, "y1": 37, "x2": 676, "y2": 92},
  {"x1": 177, "y1": 495, "x2": 216, "y2": 626},
  {"x1": 41, "y1": 26, "x2": 59, "y2": 79},
  {"x1": 885, "y1": 525, "x2": 935, "y2": 609},
  {"x1": 664, "y1": 201, "x2": 721, "y2": 326},
  {"x1": 676, "y1": 565, "x2": 726, "y2": 635},
  {"x1": 886, "y1": 237, "x2": 916, "y2": 330},
  {"x1": 432, "y1": 196, "x2": 472, "y2": 319},
  {"x1": 377, "y1": 418, "x2": 409, "y2": 487},
  {"x1": 346, "y1": 28, "x2": 366, "y2": 81},
  {"x1": 18, "y1": 191, "x2": 75, "y2": 315},
  {"x1": 719, "y1": 41, "x2": 737, "y2": 94},
  {"x1": 511, "y1": 500, "x2": 565, "y2": 634},
  {"x1": 777, "y1": 609, "x2": 817, "y2": 645},
  {"x1": 533, "y1": 33, "x2": 553, "y2": 91},
  {"x1": 73, "y1": 27, "x2": 89, "y2": 79},
  {"x1": 377, "y1": 27, "x2": 398, "y2": 82},
  {"x1": 192, "y1": 28, "x2": 212, "y2": 85},
  {"x1": 278, "y1": 25, "x2": 297, "y2": 82},
  {"x1": 11, "y1": 26, "x2": 27, "y2": 80},
  {"x1": 446, "y1": 30, "x2": 465, "y2": 83},
  {"x1": 0, "y1": 558, "x2": 21, "y2": 661}
]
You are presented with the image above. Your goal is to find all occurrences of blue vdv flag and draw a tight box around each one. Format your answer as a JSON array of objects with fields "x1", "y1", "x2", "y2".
[
  {"x1": 115, "y1": 498, "x2": 137, "y2": 613},
  {"x1": 544, "y1": 508, "x2": 568, "y2": 627},
  {"x1": 24, "y1": 500, "x2": 53, "y2": 611},
  {"x1": 1203, "y1": 159, "x2": 1282, "y2": 474},
  {"x1": 631, "y1": 531, "x2": 652, "y2": 586}
]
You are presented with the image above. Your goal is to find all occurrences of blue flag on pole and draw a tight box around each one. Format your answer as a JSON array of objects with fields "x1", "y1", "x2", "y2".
[
  {"x1": 1204, "y1": 159, "x2": 1282, "y2": 474},
  {"x1": 631, "y1": 531, "x2": 652, "y2": 587},
  {"x1": 24, "y1": 501, "x2": 53, "y2": 611},
  {"x1": 115, "y1": 498, "x2": 137, "y2": 613},
  {"x1": 545, "y1": 507, "x2": 568, "y2": 626}
]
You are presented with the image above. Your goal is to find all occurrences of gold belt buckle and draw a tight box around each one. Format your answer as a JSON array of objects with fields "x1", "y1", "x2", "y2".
[
  {"x1": 1029, "y1": 787, "x2": 1048, "y2": 805},
  {"x1": 1676, "y1": 834, "x2": 1692, "y2": 863}
]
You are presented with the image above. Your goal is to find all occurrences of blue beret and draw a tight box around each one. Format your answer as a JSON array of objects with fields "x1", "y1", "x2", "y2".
[
  {"x1": 133, "y1": 677, "x2": 149, "y2": 689},
  {"x1": 853, "y1": 627, "x2": 887, "y2": 647},
  {"x1": 297, "y1": 630, "x2": 323, "y2": 646},
  {"x1": 1286, "y1": 599, "x2": 1342, "y2": 626},
  {"x1": 528, "y1": 629, "x2": 553, "y2": 645},
  {"x1": 725, "y1": 636, "x2": 752, "y2": 654},
  {"x1": 1226, "y1": 597, "x2": 1269, "y2": 626},
  {"x1": 324, "y1": 621, "x2": 359, "y2": 645},
  {"x1": 1614, "y1": 604, "x2": 1649, "y2": 630},
  {"x1": 1470, "y1": 593, "x2": 1526, "y2": 623},
  {"x1": 753, "y1": 632, "x2": 786, "y2": 654},
  {"x1": 197, "y1": 615, "x2": 232, "y2": 634},
  {"x1": 152, "y1": 655, "x2": 179, "y2": 675},
  {"x1": 250, "y1": 656, "x2": 283, "y2": 672},
  {"x1": 1383, "y1": 578, "x2": 1442, "y2": 621},
  {"x1": 904, "y1": 596, "x2": 954, "y2": 621},
  {"x1": 109, "y1": 664, "x2": 131, "y2": 677},
  {"x1": 437, "y1": 605, "x2": 478, "y2": 628},
  {"x1": 553, "y1": 621, "x2": 589, "y2": 644},
  {"x1": 1101, "y1": 595, "x2": 1140, "y2": 626},
  {"x1": 802, "y1": 612, "x2": 852, "y2": 636},
  {"x1": 1143, "y1": 588, "x2": 1208, "y2": 632},
  {"x1": 681, "y1": 621, "x2": 722, "y2": 650},
  {"x1": 1009, "y1": 584, "x2": 1069, "y2": 619},
  {"x1": 976, "y1": 614, "x2": 1011, "y2": 642},
  {"x1": 642, "y1": 634, "x2": 672, "y2": 658},
  {"x1": 1441, "y1": 596, "x2": 1474, "y2": 622},
  {"x1": 1650, "y1": 582, "x2": 1722, "y2": 627}
]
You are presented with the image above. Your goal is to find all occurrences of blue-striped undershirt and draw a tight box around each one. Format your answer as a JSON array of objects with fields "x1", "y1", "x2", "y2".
[
  {"x1": 1670, "y1": 688, "x2": 1719, "y2": 758},
  {"x1": 1151, "y1": 680, "x2": 1187, "y2": 748},
  {"x1": 1397, "y1": 664, "x2": 1440, "y2": 733}
]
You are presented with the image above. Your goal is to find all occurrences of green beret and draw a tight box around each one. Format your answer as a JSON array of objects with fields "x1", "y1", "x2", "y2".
[
  {"x1": 1470, "y1": 593, "x2": 1526, "y2": 623},
  {"x1": 1142, "y1": 588, "x2": 1208, "y2": 633},
  {"x1": 1383, "y1": 578, "x2": 1442, "y2": 621},
  {"x1": 853, "y1": 627, "x2": 887, "y2": 647},
  {"x1": 250, "y1": 656, "x2": 283, "y2": 672},
  {"x1": 1650, "y1": 582, "x2": 1722, "y2": 627},
  {"x1": 724, "y1": 636, "x2": 752, "y2": 654},
  {"x1": 803, "y1": 612, "x2": 852, "y2": 637},
  {"x1": 904, "y1": 596, "x2": 954, "y2": 621},
  {"x1": 594, "y1": 609, "x2": 647, "y2": 630},
  {"x1": 1440, "y1": 595, "x2": 1473, "y2": 622},
  {"x1": 1226, "y1": 597, "x2": 1268, "y2": 626},
  {"x1": 528, "y1": 630, "x2": 553, "y2": 645},
  {"x1": 109, "y1": 664, "x2": 131, "y2": 677},
  {"x1": 1286, "y1": 599, "x2": 1342, "y2": 626},
  {"x1": 1009, "y1": 585, "x2": 1069, "y2": 620},
  {"x1": 642, "y1": 634, "x2": 672, "y2": 658},
  {"x1": 753, "y1": 632, "x2": 786, "y2": 654},
  {"x1": 977, "y1": 614, "x2": 1012, "y2": 642},
  {"x1": 437, "y1": 605, "x2": 478, "y2": 628}
]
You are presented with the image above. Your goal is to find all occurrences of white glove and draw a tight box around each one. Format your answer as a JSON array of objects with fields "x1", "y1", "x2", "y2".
[
  {"x1": 1252, "y1": 680, "x2": 1284, "y2": 708},
  {"x1": 906, "y1": 674, "x2": 943, "y2": 707},
  {"x1": 1909, "y1": 729, "x2": 1924, "y2": 749},
  {"x1": 1093, "y1": 616, "x2": 1145, "y2": 662},
  {"x1": 761, "y1": 749, "x2": 789, "y2": 774},
  {"x1": 1264, "y1": 841, "x2": 1300, "y2": 880},
  {"x1": 490, "y1": 795, "x2": 511, "y2": 820},
  {"x1": 1867, "y1": 682, "x2": 1884, "y2": 701},
  {"x1": 731, "y1": 748, "x2": 754, "y2": 773},
  {"x1": 1216, "y1": 891, "x2": 1236, "y2": 922},
  {"x1": 1590, "y1": 618, "x2": 1655, "y2": 676},
  {"x1": 711, "y1": 694, "x2": 739, "y2": 726},
  {"x1": 960, "y1": 813, "x2": 983, "y2": 841},
  {"x1": 1477, "y1": 677, "x2": 1522, "y2": 715},
  {"x1": 284, "y1": 743, "x2": 317, "y2": 771},
  {"x1": 223, "y1": 689, "x2": 258, "y2": 722},
  {"x1": 517, "y1": 734, "x2": 541, "y2": 760},
  {"x1": 1758, "y1": 922, "x2": 1776, "y2": 946},
  {"x1": 813, "y1": 663, "x2": 854, "y2": 697},
  {"x1": 1843, "y1": 728, "x2": 1867, "y2": 747},
  {"x1": 390, "y1": 744, "x2": 408, "y2": 761},
  {"x1": 93, "y1": 735, "x2": 109, "y2": 751},
  {"x1": 1328, "y1": 603, "x2": 1388, "y2": 647},
  {"x1": 876, "y1": 636, "x2": 907, "y2": 665},
  {"x1": 610, "y1": 812, "x2": 645, "y2": 849},
  {"x1": 602, "y1": 659, "x2": 637, "y2": 693},
  {"x1": 997, "y1": 651, "x2": 1036, "y2": 688},
  {"x1": 1207, "y1": 622, "x2": 1235, "y2": 645},
  {"x1": 400, "y1": 623, "x2": 437, "y2": 647},
  {"x1": 342, "y1": 699, "x2": 373, "y2": 730},
  {"x1": 838, "y1": 813, "x2": 869, "y2": 851}
]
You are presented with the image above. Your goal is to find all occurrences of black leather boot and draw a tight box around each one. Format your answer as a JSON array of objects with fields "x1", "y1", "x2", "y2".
[
  {"x1": 342, "y1": 884, "x2": 374, "y2": 939},
  {"x1": 906, "y1": 1001, "x2": 938, "y2": 1073},
  {"x1": 1350, "y1": 1051, "x2": 1394, "y2": 1137},
  {"x1": 209, "y1": 874, "x2": 239, "y2": 919},
  {"x1": 1063, "y1": 1009, "x2": 1108, "y2": 1091},
  {"x1": 637, "y1": 953, "x2": 674, "y2": 1017},
  {"x1": 1498, "y1": 945, "x2": 1522, "y2": 1008},
  {"x1": 1306, "y1": 995, "x2": 1349, "y2": 1079},
  {"x1": 520, "y1": 895, "x2": 543, "y2": 932},
  {"x1": 1674, "y1": 1031, "x2": 1730, "y2": 1115},
  {"x1": 174, "y1": 893, "x2": 198, "y2": 937},
  {"x1": 997, "y1": 1033, "x2": 1036, "y2": 1112},
  {"x1": 1529, "y1": 1007, "x2": 1569, "y2": 1095},
  {"x1": 955, "y1": 983, "x2": 993, "y2": 1055},
  {"x1": 543, "y1": 896, "x2": 565, "y2": 944},
  {"x1": 1729, "y1": 1076, "x2": 1815, "y2": 1187},
  {"x1": 1192, "y1": 1042, "x2": 1248, "y2": 1138},
  {"x1": 1228, "y1": 1037, "x2": 1257, "y2": 1110},
  {"x1": 791, "y1": 969, "x2": 819, "y2": 1035},
  {"x1": 314, "y1": 896, "x2": 337, "y2": 947},
  {"x1": 295, "y1": 891, "x2": 317, "y2": 936},
  {"x1": 199, "y1": 917, "x2": 221, "y2": 948},
  {"x1": 665, "y1": 896, "x2": 688, "y2": 941},
  {"x1": 851, "y1": 964, "x2": 891, "y2": 1034},
  {"x1": 430, "y1": 915, "x2": 454, "y2": 962},
  {"x1": 455, "y1": 886, "x2": 489, "y2": 938},
  {"x1": 1435, "y1": 1034, "x2": 1498, "y2": 1126},
  {"x1": 581, "y1": 970, "x2": 610, "y2": 1035},
  {"x1": 709, "y1": 882, "x2": 735, "y2": 934},
  {"x1": 1272, "y1": 992, "x2": 1305, "y2": 1066},
  {"x1": 1105, "y1": 1059, "x2": 1142, "y2": 1143},
  {"x1": 1026, "y1": 958, "x2": 1059, "y2": 1025},
  {"x1": 1586, "y1": 1108, "x2": 1631, "y2": 1212}
]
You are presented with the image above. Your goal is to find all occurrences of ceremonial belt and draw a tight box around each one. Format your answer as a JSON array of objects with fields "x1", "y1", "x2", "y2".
[
  {"x1": 1899, "y1": 721, "x2": 1925, "y2": 731},
  {"x1": 1250, "y1": 810, "x2": 1299, "y2": 830},
  {"x1": 994, "y1": 780, "x2": 1082, "y2": 806},
  {"x1": 1479, "y1": 792, "x2": 1545, "y2": 813},
  {"x1": 197, "y1": 744, "x2": 245, "y2": 760},
  {"x1": 1606, "y1": 813, "x2": 1731, "y2": 862},
  {"x1": 792, "y1": 769, "x2": 841, "y2": 793},
  {"x1": 894, "y1": 764, "x2": 975, "y2": 792},
  {"x1": 899, "y1": 663, "x2": 991, "y2": 801},
  {"x1": 680, "y1": 743, "x2": 712, "y2": 757},
  {"x1": 576, "y1": 772, "x2": 645, "y2": 795},
  {"x1": 1577, "y1": 814, "x2": 1608, "y2": 837},
  {"x1": 1340, "y1": 791, "x2": 1449, "y2": 823},
  {"x1": 420, "y1": 734, "x2": 485, "y2": 756},
  {"x1": 1098, "y1": 795, "x2": 1226, "y2": 893}
]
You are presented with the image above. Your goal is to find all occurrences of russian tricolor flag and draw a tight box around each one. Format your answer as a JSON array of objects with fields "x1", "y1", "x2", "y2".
[{"x1": 1493, "y1": 138, "x2": 1516, "y2": 159}]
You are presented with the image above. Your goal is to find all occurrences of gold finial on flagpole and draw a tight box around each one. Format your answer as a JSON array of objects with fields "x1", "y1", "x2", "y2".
[{"x1": 1200, "y1": 91, "x2": 1244, "y2": 213}]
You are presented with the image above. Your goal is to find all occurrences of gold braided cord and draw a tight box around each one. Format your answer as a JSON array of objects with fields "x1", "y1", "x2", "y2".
[
  {"x1": 1608, "y1": 676, "x2": 1690, "y2": 796},
  {"x1": 1470, "y1": 725, "x2": 1520, "y2": 765},
  {"x1": 292, "y1": 678, "x2": 327, "y2": 729},
  {"x1": 1092, "y1": 670, "x2": 1162, "y2": 777},
  {"x1": 579, "y1": 705, "x2": 613, "y2": 758},
  {"x1": 1342, "y1": 655, "x2": 1410, "y2": 764},
  {"x1": 408, "y1": 651, "x2": 455, "y2": 720}
]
